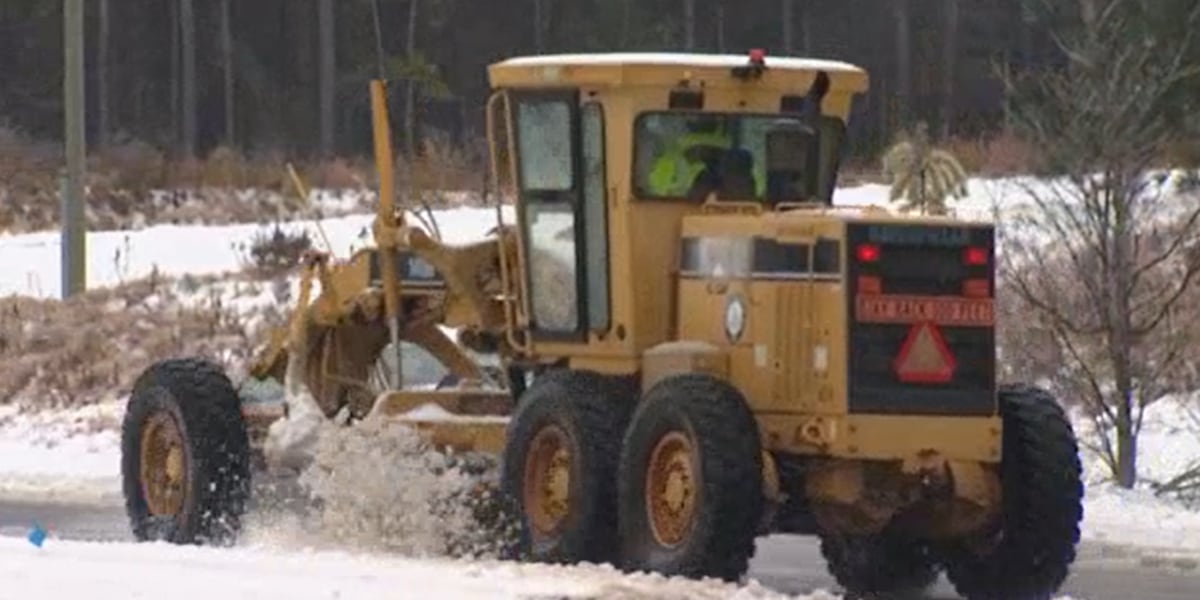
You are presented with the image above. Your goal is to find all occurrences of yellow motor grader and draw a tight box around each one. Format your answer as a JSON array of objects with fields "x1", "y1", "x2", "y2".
[{"x1": 120, "y1": 51, "x2": 1083, "y2": 600}]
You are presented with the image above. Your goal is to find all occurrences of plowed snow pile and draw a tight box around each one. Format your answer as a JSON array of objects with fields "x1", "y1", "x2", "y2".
[
  {"x1": 245, "y1": 349, "x2": 519, "y2": 560},
  {"x1": 250, "y1": 416, "x2": 519, "y2": 560}
]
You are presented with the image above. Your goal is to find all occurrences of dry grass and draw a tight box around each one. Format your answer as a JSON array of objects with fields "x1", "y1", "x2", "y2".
[
  {"x1": 0, "y1": 127, "x2": 488, "y2": 235},
  {"x1": 941, "y1": 130, "x2": 1040, "y2": 177},
  {"x1": 4, "y1": 121, "x2": 1188, "y2": 234},
  {"x1": 398, "y1": 133, "x2": 487, "y2": 196},
  {"x1": 0, "y1": 122, "x2": 1088, "y2": 234},
  {"x1": 0, "y1": 270, "x2": 289, "y2": 411},
  {"x1": 833, "y1": 130, "x2": 1042, "y2": 188}
]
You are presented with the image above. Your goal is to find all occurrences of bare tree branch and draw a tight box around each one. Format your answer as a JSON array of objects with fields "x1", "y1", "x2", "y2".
[
  {"x1": 1052, "y1": 319, "x2": 1118, "y2": 426},
  {"x1": 1131, "y1": 262, "x2": 1200, "y2": 336},
  {"x1": 998, "y1": 0, "x2": 1200, "y2": 488},
  {"x1": 1148, "y1": 464, "x2": 1200, "y2": 495}
]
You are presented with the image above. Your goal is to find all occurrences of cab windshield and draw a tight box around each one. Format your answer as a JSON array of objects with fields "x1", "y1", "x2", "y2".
[{"x1": 632, "y1": 111, "x2": 844, "y2": 205}]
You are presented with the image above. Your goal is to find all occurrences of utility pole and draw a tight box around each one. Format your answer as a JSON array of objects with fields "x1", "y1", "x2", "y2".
[{"x1": 63, "y1": 0, "x2": 87, "y2": 298}]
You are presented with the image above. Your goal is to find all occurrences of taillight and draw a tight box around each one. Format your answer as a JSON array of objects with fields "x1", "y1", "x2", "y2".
[
  {"x1": 858, "y1": 275, "x2": 882, "y2": 294},
  {"x1": 964, "y1": 246, "x2": 988, "y2": 266},
  {"x1": 856, "y1": 243, "x2": 881, "y2": 263},
  {"x1": 963, "y1": 278, "x2": 990, "y2": 297}
]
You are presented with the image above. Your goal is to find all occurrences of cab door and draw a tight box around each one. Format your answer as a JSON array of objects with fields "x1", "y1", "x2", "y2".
[{"x1": 499, "y1": 89, "x2": 611, "y2": 343}]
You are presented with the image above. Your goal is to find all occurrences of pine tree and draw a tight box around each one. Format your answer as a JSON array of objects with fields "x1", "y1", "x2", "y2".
[{"x1": 881, "y1": 122, "x2": 969, "y2": 215}]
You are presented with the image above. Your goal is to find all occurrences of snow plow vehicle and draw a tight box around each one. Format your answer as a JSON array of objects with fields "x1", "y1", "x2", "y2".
[{"x1": 121, "y1": 51, "x2": 1083, "y2": 599}]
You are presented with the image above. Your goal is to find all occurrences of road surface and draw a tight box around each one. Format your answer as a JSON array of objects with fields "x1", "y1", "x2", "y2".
[{"x1": 1, "y1": 499, "x2": 1197, "y2": 599}]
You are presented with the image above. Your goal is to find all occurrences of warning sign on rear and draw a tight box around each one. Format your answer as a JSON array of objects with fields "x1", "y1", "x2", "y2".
[
  {"x1": 893, "y1": 321, "x2": 957, "y2": 383},
  {"x1": 856, "y1": 294, "x2": 993, "y2": 327}
]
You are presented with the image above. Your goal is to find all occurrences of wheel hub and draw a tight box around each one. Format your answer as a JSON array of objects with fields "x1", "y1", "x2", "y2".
[
  {"x1": 645, "y1": 431, "x2": 697, "y2": 547},
  {"x1": 523, "y1": 425, "x2": 572, "y2": 535},
  {"x1": 139, "y1": 411, "x2": 187, "y2": 516}
]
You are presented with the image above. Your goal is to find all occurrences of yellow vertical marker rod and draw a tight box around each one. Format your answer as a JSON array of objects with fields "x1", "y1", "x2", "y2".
[
  {"x1": 369, "y1": 79, "x2": 404, "y2": 389},
  {"x1": 370, "y1": 79, "x2": 400, "y2": 231}
]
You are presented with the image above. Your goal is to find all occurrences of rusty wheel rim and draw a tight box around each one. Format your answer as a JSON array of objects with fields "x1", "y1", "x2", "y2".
[
  {"x1": 139, "y1": 411, "x2": 187, "y2": 516},
  {"x1": 522, "y1": 424, "x2": 572, "y2": 535},
  {"x1": 645, "y1": 430, "x2": 697, "y2": 547}
]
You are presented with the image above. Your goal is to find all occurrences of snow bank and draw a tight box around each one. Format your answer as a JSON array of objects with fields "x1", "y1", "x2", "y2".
[
  {"x1": 0, "y1": 534, "x2": 819, "y2": 600},
  {"x1": 1081, "y1": 483, "x2": 1200, "y2": 555},
  {"x1": 0, "y1": 402, "x2": 122, "y2": 504},
  {"x1": 833, "y1": 170, "x2": 1198, "y2": 233},
  {"x1": 0, "y1": 174, "x2": 1038, "y2": 301},
  {"x1": 832, "y1": 178, "x2": 1007, "y2": 221},
  {"x1": 1072, "y1": 394, "x2": 1200, "y2": 555},
  {"x1": 1076, "y1": 393, "x2": 1200, "y2": 490},
  {"x1": 0, "y1": 206, "x2": 513, "y2": 300}
]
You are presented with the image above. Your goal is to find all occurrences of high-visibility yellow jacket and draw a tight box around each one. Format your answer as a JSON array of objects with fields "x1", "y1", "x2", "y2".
[
  {"x1": 646, "y1": 132, "x2": 764, "y2": 197},
  {"x1": 646, "y1": 131, "x2": 732, "y2": 196}
]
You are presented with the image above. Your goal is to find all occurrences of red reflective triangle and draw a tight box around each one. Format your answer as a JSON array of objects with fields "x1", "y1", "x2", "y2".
[{"x1": 892, "y1": 321, "x2": 956, "y2": 384}]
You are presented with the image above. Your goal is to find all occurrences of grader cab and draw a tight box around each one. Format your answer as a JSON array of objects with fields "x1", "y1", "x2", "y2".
[{"x1": 121, "y1": 51, "x2": 1083, "y2": 600}]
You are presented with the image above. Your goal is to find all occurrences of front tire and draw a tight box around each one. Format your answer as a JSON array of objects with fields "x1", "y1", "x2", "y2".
[
  {"x1": 941, "y1": 383, "x2": 1083, "y2": 600},
  {"x1": 120, "y1": 358, "x2": 251, "y2": 545},
  {"x1": 616, "y1": 373, "x2": 764, "y2": 582},
  {"x1": 500, "y1": 369, "x2": 634, "y2": 564}
]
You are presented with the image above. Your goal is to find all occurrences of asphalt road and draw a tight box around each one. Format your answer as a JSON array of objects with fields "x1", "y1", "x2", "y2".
[{"x1": 2, "y1": 499, "x2": 1197, "y2": 599}]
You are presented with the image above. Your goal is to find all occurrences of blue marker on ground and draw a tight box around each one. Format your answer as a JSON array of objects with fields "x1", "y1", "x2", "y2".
[{"x1": 27, "y1": 522, "x2": 47, "y2": 548}]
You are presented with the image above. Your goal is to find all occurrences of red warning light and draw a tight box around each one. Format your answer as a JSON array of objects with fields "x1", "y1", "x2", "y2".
[
  {"x1": 964, "y1": 246, "x2": 988, "y2": 266},
  {"x1": 749, "y1": 48, "x2": 766, "y2": 64},
  {"x1": 856, "y1": 243, "x2": 881, "y2": 263},
  {"x1": 892, "y1": 321, "x2": 956, "y2": 384}
]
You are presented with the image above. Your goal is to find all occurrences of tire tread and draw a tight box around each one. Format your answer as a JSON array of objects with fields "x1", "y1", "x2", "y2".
[
  {"x1": 121, "y1": 357, "x2": 251, "y2": 545},
  {"x1": 942, "y1": 383, "x2": 1083, "y2": 600}
]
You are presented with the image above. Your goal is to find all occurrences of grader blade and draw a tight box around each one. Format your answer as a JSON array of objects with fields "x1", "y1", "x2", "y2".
[{"x1": 364, "y1": 388, "x2": 512, "y2": 455}]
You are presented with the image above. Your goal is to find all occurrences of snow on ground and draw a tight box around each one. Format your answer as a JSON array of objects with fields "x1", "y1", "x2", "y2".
[
  {"x1": 0, "y1": 402, "x2": 123, "y2": 504},
  {"x1": 0, "y1": 404, "x2": 836, "y2": 600},
  {"x1": 0, "y1": 535, "x2": 821, "y2": 600},
  {"x1": 1073, "y1": 393, "x2": 1200, "y2": 554},
  {"x1": 1077, "y1": 392, "x2": 1200, "y2": 489},
  {"x1": 1081, "y1": 483, "x2": 1200, "y2": 556}
]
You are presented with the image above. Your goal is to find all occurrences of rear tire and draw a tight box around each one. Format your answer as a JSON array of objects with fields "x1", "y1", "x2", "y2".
[
  {"x1": 616, "y1": 373, "x2": 764, "y2": 582},
  {"x1": 120, "y1": 358, "x2": 251, "y2": 545},
  {"x1": 941, "y1": 383, "x2": 1083, "y2": 600},
  {"x1": 500, "y1": 369, "x2": 634, "y2": 565},
  {"x1": 818, "y1": 530, "x2": 939, "y2": 599}
]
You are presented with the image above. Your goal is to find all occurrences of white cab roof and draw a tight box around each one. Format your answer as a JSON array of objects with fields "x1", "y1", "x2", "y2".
[{"x1": 495, "y1": 52, "x2": 865, "y2": 74}]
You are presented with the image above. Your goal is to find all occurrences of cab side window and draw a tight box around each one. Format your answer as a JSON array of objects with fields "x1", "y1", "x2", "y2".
[{"x1": 515, "y1": 97, "x2": 580, "y2": 332}]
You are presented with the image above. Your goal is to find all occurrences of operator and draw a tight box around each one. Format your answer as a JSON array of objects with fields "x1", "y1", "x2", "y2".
[
  {"x1": 646, "y1": 116, "x2": 763, "y2": 198},
  {"x1": 646, "y1": 116, "x2": 734, "y2": 197}
]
